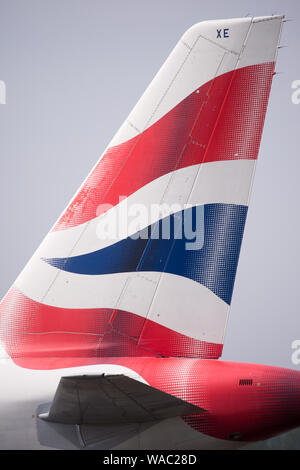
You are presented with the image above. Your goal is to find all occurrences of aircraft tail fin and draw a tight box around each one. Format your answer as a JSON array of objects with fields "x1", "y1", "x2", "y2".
[{"x1": 0, "y1": 16, "x2": 284, "y2": 368}]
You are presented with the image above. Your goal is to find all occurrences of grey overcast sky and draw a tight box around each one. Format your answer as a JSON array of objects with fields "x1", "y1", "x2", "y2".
[{"x1": 0, "y1": 0, "x2": 299, "y2": 369}]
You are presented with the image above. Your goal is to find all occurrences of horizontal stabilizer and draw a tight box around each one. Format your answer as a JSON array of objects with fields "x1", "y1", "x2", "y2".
[{"x1": 40, "y1": 374, "x2": 203, "y2": 425}]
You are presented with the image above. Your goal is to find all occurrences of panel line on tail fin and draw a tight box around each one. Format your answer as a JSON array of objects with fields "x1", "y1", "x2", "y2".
[
  {"x1": 197, "y1": 33, "x2": 241, "y2": 55},
  {"x1": 134, "y1": 33, "x2": 251, "y2": 348}
]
